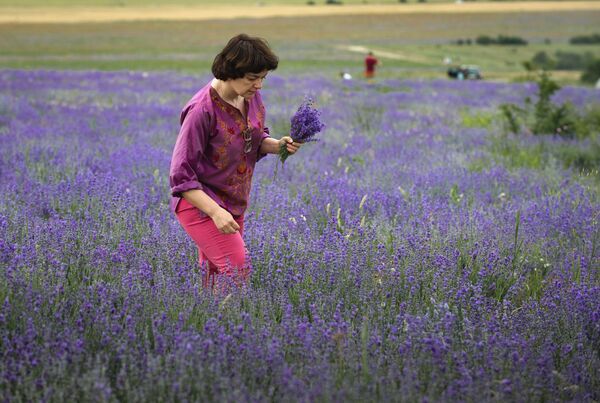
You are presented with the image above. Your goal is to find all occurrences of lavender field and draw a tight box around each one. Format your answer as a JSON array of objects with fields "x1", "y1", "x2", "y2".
[{"x1": 1, "y1": 69, "x2": 599, "y2": 401}]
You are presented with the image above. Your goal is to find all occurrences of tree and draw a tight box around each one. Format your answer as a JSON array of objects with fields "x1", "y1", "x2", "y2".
[
  {"x1": 581, "y1": 59, "x2": 600, "y2": 84},
  {"x1": 531, "y1": 51, "x2": 554, "y2": 70}
]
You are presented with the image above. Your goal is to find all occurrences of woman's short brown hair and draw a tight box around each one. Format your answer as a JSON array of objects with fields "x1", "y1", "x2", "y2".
[{"x1": 212, "y1": 34, "x2": 279, "y2": 80}]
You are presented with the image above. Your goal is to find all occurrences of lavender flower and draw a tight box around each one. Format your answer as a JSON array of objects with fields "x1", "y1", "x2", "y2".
[
  {"x1": 279, "y1": 97, "x2": 325, "y2": 163},
  {"x1": 1, "y1": 70, "x2": 600, "y2": 402}
]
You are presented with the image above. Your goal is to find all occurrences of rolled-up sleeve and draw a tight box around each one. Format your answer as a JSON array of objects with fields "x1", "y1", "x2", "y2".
[
  {"x1": 256, "y1": 93, "x2": 270, "y2": 162},
  {"x1": 169, "y1": 104, "x2": 211, "y2": 197},
  {"x1": 256, "y1": 126, "x2": 271, "y2": 162}
]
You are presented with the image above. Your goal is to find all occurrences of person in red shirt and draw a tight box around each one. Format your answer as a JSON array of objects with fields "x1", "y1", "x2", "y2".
[{"x1": 364, "y1": 51, "x2": 379, "y2": 79}]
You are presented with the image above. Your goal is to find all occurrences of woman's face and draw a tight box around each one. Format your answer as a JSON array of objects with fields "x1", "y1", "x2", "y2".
[{"x1": 230, "y1": 70, "x2": 268, "y2": 99}]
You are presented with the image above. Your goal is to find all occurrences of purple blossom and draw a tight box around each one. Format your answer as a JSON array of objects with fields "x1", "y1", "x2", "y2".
[
  {"x1": 280, "y1": 96, "x2": 325, "y2": 163},
  {"x1": 290, "y1": 97, "x2": 325, "y2": 143},
  {"x1": 0, "y1": 69, "x2": 599, "y2": 401}
]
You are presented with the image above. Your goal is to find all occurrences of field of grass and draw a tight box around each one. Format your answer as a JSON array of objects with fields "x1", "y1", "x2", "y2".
[
  {"x1": 0, "y1": 0, "x2": 403, "y2": 5},
  {"x1": 1, "y1": 9, "x2": 599, "y2": 83},
  {"x1": 4, "y1": 0, "x2": 585, "y2": 6}
]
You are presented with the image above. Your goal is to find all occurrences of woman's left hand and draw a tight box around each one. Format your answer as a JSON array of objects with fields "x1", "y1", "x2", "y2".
[{"x1": 279, "y1": 136, "x2": 302, "y2": 155}]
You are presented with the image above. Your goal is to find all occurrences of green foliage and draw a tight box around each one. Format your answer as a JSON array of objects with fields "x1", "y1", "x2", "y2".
[
  {"x1": 581, "y1": 59, "x2": 600, "y2": 84},
  {"x1": 476, "y1": 34, "x2": 527, "y2": 46},
  {"x1": 475, "y1": 35, "x2": 494, "y2": 45},
  {"x1": 489, "y1": 130, "x2": 600, "y2": 177},
  {"x1": 582, "y1": 104, "x2": 600, "y2": 130},
  {"x1": 499, "y1": 103, "x2": 524, "y2": 134},
  {"x1": 449, "y1": 184, "x2": 463, "y2": 205},
  {"x1": 497, "y1": 35, "x2": 528, "y2": 46},
  {"x1": 555, "y1": 51, "x2": 595, "y2": 71},
  {"x1": 531, "y1": 51, "x2": 555, "y2": 70},
  {"x1": 529, "y1": 51, "x2": 595, "y2": 72},
  {"x1": 556, "y1": 142, "x2": 600, "y2": 174},
  {"x1": 483, "y1": 210, "x2": 523, "y2": 303},
  {"x1": 455, "y1": 38, "x2": 473, "y2": 46},
  {"x1": 570, "y1": 33, "x2": 600, "y2": 45},
  {"x1": 513, "y1": 248, "x2": 553, "y2": 306},
  {"x1": 460, "y1": 110, "x2": 495, "y2": 128},
  {"x1": 490, "y1": 135, "x2": 547, "y2": 169},
  {"x1": 500, "y1": 72, "x2": 591, "y2": 138},
  {"x1": 532, "y1": 73, "x2": 572, "y2": 135},
  {"x1": 495, "y1": 84, "x2": 600, "y2": 175}
]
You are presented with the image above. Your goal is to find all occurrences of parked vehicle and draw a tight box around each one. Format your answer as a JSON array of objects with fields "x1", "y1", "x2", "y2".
[{"x1": 447, "y1": 65, "x2": 482, "y2": 80}]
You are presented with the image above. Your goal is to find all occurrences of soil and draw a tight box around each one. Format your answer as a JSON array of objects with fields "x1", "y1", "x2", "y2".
[{"x1": 1, "y1": 1, "x2": 600, "y2": 24}]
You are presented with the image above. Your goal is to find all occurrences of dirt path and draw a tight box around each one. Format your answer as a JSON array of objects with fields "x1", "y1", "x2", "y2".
[
  {"x1": 338, "y1": 45, "x2": 432, "y2": 63},
  {"x1": 1, "y1": 1, "x2": 600, "y2": 23}
]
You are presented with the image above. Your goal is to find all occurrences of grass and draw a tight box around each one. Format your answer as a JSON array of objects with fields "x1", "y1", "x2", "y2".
[
  {"x1": 0, "y1": 10, "x2": 599, "y2": 83},
  {"x1": 0, "y1": 0, "x2": 410, "y2": 5},
  {"x1": 0, "y1": 0, "x2": 546, "y2": 6}
]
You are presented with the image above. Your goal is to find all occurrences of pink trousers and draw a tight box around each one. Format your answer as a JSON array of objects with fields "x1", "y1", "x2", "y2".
[{"x1": 176, "y1": 198, "x2": 250, "y2": 289}]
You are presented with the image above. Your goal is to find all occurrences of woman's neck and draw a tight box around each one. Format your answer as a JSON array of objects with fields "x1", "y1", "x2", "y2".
[{"x1": 211, "y1": 79, "x2": 240, "y2": 104}]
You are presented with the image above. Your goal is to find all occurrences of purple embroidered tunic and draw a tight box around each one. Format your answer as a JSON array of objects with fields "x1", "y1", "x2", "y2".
[{"x1": 169, "y1": 82, "x2": 270, "y2": 216}]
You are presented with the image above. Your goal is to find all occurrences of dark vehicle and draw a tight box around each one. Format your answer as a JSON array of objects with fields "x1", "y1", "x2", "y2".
[{"x1": 447, "y1": 65, "x2": 482, "y2": 80}]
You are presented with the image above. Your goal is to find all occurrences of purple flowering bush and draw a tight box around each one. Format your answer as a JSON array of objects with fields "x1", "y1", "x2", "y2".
[
  {"x1": 0, "y1": 70, "x2": 599, "y2": 401},
  {"x1": 279, "y1": 96, "x2": 325, "y2": 163}
]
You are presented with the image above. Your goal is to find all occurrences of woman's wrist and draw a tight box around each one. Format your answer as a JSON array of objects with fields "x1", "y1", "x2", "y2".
[
  {"x1": 204, "y1": 205, "x2": 219, "y2": 218},
  {"x1": 260, "y1": 137, "x2": 283, "y2": 154}
]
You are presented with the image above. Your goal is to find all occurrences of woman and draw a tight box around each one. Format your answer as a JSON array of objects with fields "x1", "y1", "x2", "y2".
[{"x1": 169, "y1": 34, "x2": 301, "y2": 290}]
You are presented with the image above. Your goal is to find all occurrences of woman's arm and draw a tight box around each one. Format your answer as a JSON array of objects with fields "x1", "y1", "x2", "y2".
[
  {"x1": 260, "y1": 136, "x2": 301, "y2": 154},
  {"x1": 182, "y1": 189, "x2": 240, "y2": 234}
]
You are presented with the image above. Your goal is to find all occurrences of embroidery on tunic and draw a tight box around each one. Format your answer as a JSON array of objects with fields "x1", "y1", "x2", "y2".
[
  {"x1": 205, "y1": 87, "x2": 265, "y2": 215},
  {"x1": 213, "y1": 118, "x2": 233, "y2": 170}
]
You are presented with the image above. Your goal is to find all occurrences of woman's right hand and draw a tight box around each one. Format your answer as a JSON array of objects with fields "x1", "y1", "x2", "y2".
[{"x1": 210, "y1": 207, "x2": 240, "y2": 234}]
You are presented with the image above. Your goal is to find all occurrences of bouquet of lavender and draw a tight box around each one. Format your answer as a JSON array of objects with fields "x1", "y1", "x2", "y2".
[{"x1": 279, "y1": 97, "x2": 325, "y2": 164}]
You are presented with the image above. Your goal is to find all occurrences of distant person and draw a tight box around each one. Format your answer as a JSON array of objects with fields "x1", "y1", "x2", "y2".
[
  {"x1": 364, "y1": 51, "x2": 379, "y2": 79},
  {"x1": 340, "y1": 71, "x2": 352, "y2": 80},
  {"x1": 169, "y1": 34, "x2": 302, "y2": 291}
]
